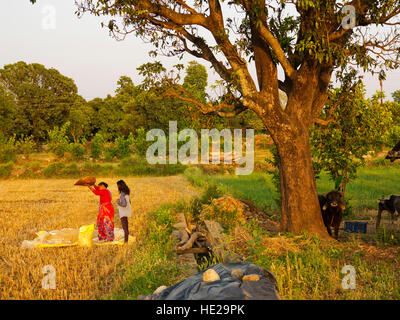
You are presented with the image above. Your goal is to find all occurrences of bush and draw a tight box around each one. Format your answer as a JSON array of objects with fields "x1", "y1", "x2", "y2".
[
  {"x1": 148, "y1": 206, "x2": 177, "y2": 244},
  {"x1": 21, "y1": 161, "x2": 42, "y2": 178},
  {"x1": 48, "y1": 122, "x2": 70, "y2": 158},
  {"x1": 159, "y1": 163, "x2": 187, "y2": 176},
  {"x1": 61, "y1": 162, "x2": 81, "y2": 177},
  {"x1": 184, "y1": 166, "x2": 208, "y2": 187},
  {"x1": 104, "y1": 146, "x2": 117, "y2": 162},
  {"x1": 133, "y1": 127, "x2": 149, "y2": 157},
  {"x1": 104, "y1": 135, "x2": 134, "y2": 161},
  {"x1": 115, "y1": 156, "x2": 186, "y2": 176},
  {"x1": 116, "y1": 134, "x2": 134, "y2": 159},
  {"x1": 103, "y1": 134, "x2": 136, "y2": 161},
  {"x1": 200, "y1": 183, "x2": 224, "y2": 203},
  {"x1": 43, "y1": 163, "x2": 66, "y2": 177},
  {"x1": 69, "y1": 142, "x2": 86, "y2": 161},
  {"x1": 153, "y1": 207, "x2": 175, "y2": 228},
  {"x1": 385, "y1": 125, "x2": 400, "y2": 148},
  {"x1": 90, "y1": 133, "x2": 104, "y2": 159},
  {"x1": 82, "y1": 162, "x2": 114, "y2": 176},
  {"x1": 116, "y1": 157, "x2": 156, "y2": 176},
  {"x1": 189, "y1": 182, "x2": 224, "y2": 221},
  {"x1": 0, "y1": 162, "x2": 13, "y2": 178},
  {"x1": 16, "y1": 135, "x2": 36, "y2": 158},
  {"x1": 101, "y1": 164, "x2": 114, "y2": 175},
  {"x1": 0, "y1": 136, "x2": 17, "y2": 163}
]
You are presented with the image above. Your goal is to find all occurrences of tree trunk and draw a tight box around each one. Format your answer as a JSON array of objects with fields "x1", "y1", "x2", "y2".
[{"x1": 274, "y1": 129, "x2": 329, "y2": 238}]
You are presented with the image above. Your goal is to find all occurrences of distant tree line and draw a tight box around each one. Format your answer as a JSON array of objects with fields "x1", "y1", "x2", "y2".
[{"x1": 0, "y1": 61, "x2": 263, "y2": 145}]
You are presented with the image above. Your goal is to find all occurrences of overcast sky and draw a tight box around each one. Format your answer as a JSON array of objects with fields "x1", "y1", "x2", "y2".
[{"x1": 1, "y1": 1, "x2": 399, "y2": 101}]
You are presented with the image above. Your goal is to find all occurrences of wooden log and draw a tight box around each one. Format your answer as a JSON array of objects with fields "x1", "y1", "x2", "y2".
[
  {"x1": 203, "y1": 220, "x2": 225, "y2": 259},
  {"x1": 173, "y1": 213, "x2": 198, "y2": 276},
  {"x1": 178, "y1": 229, "x2": 190, "y2": 246},
  {"x1": 177, "y1": 232, "x2": 205, "y2": 250},
  {"x1": 173, "y1": 213, "x2": 187, "y2": 229},
  {"x1": 195, "y1": 240, "x2": 202, "y2": 248},
  {"x1": 203, "y1": 220, "x2": 242, "y2": 262}
]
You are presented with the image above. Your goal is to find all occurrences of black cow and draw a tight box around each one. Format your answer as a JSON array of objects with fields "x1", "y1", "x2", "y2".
[
  {"x1": 318, "y1": 191, "x2": 346, "y2": 240},
  {"x1": 376, "y1": 195, "x2": 400, "y2": 229},
  {"x1": 386, "y1": 141, "x2": 400, "y2": 162}
]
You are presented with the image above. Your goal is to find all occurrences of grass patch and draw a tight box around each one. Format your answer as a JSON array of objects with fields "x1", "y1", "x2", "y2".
[
  {"x1": 43, "y1": 162, "x2": 66, "y2": 177},
  {"x1": 82, "y1": 162, "x2": 114, "y2": 176},
  {"x1": 115, "y1": 156, "x2": 187, "y2": 177},
  {"x1": 241, "y1": 233, "x2": 400, "y2": 299},
  {"x1": 317, "y1": 166, "x2": 400, "y2": 210},
  {"x1": 7, "y1": 156, "x2": 187, "y2": 179},
  {"x1": 0, "y1": 162, "x2": 13, "y2": 178},
  {"x1": 184, "y1": 166, "x2": 400, "y2": 217},
  {"x1": 109, "y1": 206, "x2": 191, "y2": 300}
]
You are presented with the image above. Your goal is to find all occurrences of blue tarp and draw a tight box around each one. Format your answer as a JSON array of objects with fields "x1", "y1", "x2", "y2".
[{"x1": 149, "y1": 262, "x2": 280, "y2": 300}]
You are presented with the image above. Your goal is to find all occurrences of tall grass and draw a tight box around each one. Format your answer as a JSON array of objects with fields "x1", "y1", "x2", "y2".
[
  {"x1": 244, "y1": 233, "x2": 400, "y2": 299},
  {"x1": 317, "y1": 166, "x2": 400, "y2": 210},
  {"x1": 185, "y1": 166, "x2": 400, "y2": 215},
  {"x1": 109, "y1": 206, "x2": 190, "y2": 299}
]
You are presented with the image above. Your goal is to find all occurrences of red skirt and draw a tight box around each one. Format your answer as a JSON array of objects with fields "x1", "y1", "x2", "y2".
[{"x1": 97, "y1": 203, "x2": 114, "y2": 241}]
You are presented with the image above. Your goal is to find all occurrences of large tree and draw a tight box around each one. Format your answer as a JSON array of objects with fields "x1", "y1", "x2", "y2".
[
  {"x1": 392, "y1": 89, "x2": 400, "y2": 104},
  {"x1": 0, "y1": 61, "x2": 79, "y2": 141},
  {"x1": 65, "y1": 0, "x2": 400, "y2": 237},
  {"x1": 0, "y1": 84, "x2": 17, "y2": 137},
  {"x1": 183, "y1": 61, "x2": 208, "y2": 104}
]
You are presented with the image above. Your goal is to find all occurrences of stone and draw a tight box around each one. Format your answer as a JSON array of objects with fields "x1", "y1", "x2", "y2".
[
  {"x1": 203, "y1": 269, "x2": 220, "y2": 282},
  {"x1": 231, "y1": 268, "x2": 244, "y2": 280},
  {"x1": 153, "y1": 285, "x2": 167, "y2": 295},
  {"x1": 242, "y1": 274, "x2": 260, "y2": 282}
]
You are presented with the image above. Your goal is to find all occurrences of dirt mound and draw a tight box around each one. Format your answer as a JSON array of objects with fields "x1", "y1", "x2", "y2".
[{"x1": 201, "y1": 196, "x2": 279, "y2": 232}]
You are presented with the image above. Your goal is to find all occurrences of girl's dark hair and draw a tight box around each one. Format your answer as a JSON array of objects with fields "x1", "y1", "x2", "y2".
[
  {"x1": 98, "y1": 182, "x2": 108, "y2": 188},
  {"x1": 117, "y1": 180, "x2": 130, "y2": 195}
]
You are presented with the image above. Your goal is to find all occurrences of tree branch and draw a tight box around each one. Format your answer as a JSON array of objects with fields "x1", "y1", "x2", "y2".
[
  {"x1": 162, "y1": 82, "x2": 247, "y2": 118},
  {"x1": 257, "y1": 23, "x2": 297, "y2": 80}
]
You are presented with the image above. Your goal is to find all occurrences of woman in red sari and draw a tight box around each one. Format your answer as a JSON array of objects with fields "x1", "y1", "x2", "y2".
[{"x1": 88, "y1": 182, "x2": 114, "y2": 241}]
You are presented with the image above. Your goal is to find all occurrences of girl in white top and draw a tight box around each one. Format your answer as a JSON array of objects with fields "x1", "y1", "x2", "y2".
[{"x1": 116, "y1": 180, "x2": 132, "y2": 243}]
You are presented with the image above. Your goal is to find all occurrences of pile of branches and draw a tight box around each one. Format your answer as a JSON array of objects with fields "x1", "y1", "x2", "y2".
[{"x1": 176, "y1": 227, "x2": 209, "y2": 255}]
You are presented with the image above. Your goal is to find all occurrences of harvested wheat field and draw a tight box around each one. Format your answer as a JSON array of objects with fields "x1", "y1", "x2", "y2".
[{"x1": 0, "y1": 176, "x2": 199, "y2": 300}]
